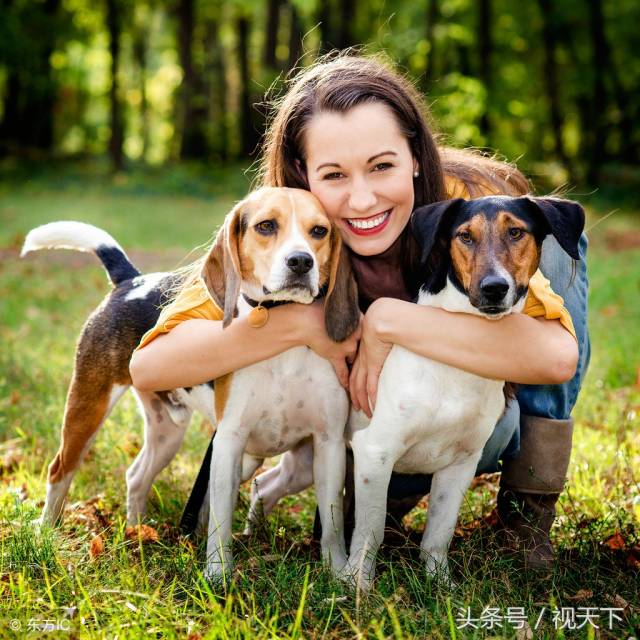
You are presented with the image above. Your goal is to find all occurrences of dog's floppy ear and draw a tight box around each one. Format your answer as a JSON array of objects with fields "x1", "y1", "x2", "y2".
[
  {"x1": 202, "y1": 201, "x2": 244, "y2": 327},
  {"x1": 410, "y1": 198, "x2": 466, "y2": 263},
  {"x1": 324, "y1": 226, "x2": 360, "y2": 342},
  {"x1": 520, "y1": 197, "x2": 585, "y2": 260}
]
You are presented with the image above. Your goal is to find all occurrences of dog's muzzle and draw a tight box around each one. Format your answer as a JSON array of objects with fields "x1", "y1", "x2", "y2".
[
  {"x1": 476, "y1": 275, "x2": 511, "y2": 315},
  {"x1": 282, "y1": 251, "x2": 315, "y2": 290}
]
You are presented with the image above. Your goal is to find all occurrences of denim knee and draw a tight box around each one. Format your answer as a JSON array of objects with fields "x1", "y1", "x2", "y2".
[
  {"x1": 477, "y1": 398, "x2": 520, "y2": 473},
  {"x1": 517, "y1": 233, "x2": 590, "y2": 420}
]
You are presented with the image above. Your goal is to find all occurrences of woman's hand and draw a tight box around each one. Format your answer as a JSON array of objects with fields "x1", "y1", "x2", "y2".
[
  {"x1": 300, "y1": 301, "x2": 361, "y2": 389},
  {"x1": 349, "y1": 298, "x2": 395, "y2": 418}
]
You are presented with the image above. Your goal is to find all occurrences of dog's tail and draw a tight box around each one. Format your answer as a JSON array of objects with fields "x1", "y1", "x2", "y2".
[{"x1": 21, "y1": 221, "x2": 140, "y2": 286}]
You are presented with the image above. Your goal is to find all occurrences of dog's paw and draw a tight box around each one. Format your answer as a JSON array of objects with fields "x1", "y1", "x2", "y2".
[
  {"x1": 424, "y1": 557, "x2": 456, "y2": 590},
  {"x1": 341, "y1": 562, "x2": 374, "y2": 594},
  {"x1": 203, "y1": 563, "x2": 233, "y2": 587}
]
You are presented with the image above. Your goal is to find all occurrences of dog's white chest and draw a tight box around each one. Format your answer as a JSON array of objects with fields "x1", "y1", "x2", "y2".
[
  {"x1": 376, "y1": 346, "x2": 505, "y2": 473},
  {"x1": 349, "y1": 282, "x2": 506, "y2": 475},
  {"x1": 224, "y1": 347, "x2": 346, "y2": 457}
]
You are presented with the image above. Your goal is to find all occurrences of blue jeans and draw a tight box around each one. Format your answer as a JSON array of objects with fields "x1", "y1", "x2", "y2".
[{"x1": 388, "y1": 233, "x2": 590, "y2": 498}]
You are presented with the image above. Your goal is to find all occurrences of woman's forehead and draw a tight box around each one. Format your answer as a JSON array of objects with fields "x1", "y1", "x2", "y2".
[{"x1": 304, "y1": 102, "x2": 410, "y2": 165}]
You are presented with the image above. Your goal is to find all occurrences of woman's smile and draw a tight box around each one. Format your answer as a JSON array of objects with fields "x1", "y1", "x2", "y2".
[{"x1": 345, "y1": 208, "x2": 392, "y2": 235}]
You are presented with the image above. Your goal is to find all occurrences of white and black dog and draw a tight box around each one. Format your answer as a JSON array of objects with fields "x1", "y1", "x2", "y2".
[
  {"x1": 346, "y1": 195, "x2": 584, "y2": 589},
  {"x1": 22, "y1": 187, "x2": 360, "y2": 581}
]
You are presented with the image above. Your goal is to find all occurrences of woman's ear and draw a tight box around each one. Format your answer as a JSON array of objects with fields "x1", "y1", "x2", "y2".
[
  {"x1": 324, "y1": 226, "x2": 360, "y2": 342},
  {"x1": 201, "y1": 201, "x2": 244, "y2": 327}
]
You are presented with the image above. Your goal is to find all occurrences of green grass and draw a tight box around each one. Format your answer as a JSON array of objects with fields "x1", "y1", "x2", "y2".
[{"x1": 1, "y1": 163, "x2": 639, "y2": 638}]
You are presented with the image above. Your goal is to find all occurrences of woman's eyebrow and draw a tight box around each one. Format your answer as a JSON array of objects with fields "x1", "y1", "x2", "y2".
[
  {"x1": 366, "y1": 151, "x2": 397, "y2": 163},
  {"x1": 315, "y1": 151, "x2": 398, "y2": 172},
  {"x1": 316, "y1": 162, "x2": 341, "y2": 171}
]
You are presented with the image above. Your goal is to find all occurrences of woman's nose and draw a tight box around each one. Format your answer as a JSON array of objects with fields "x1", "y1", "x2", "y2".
[{"x1": 347, "y1": 175, "x2": 377, "y2": 212}]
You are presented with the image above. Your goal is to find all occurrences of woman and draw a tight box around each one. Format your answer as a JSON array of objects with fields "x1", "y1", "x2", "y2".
[{"x1": 130, "y1": 55, "x2": 589, "y2": 570}]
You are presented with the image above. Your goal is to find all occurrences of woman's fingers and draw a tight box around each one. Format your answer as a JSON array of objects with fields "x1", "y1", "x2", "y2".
[
  {"x1": 352, "y1": 357, "x2": 372, "y2": 419},
  {"x1": 366, "y1": 368, "x2": 380, "y2": 412},
  {"x1": 349, "y1": 356, "x2": 361, "y2": 411},
  {"x1": 332, "y1": 357, "x2": 350, "y2": 389}
]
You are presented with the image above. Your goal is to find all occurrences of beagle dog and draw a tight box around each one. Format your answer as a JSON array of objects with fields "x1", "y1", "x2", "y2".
[
  {"x1": 21, "y1": 187, "x2": 360, "y2": 581},
  {"x1": 346, "y1": 196, "x2": 584, "y2": 590}
]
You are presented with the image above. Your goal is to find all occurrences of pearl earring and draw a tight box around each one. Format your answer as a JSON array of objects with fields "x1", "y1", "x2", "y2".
[{"x1": 413, "y1": 170, "x2": 419, "y2": 178}]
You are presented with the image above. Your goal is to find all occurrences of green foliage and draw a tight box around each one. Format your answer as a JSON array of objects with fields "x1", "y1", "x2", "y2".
[{"x1": 2, "y1": 0, "x2": 638, "y2": 182}]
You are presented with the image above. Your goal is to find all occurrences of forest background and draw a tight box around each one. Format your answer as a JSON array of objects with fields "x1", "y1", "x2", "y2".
[{"x1": 1, "y1": 0, "x2": 638, "y2": 184}]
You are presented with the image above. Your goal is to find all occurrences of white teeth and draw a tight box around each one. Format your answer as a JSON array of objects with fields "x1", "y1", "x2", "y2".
[{"x1": 347, "y1": 211, "x2": 390, "y2": 230}]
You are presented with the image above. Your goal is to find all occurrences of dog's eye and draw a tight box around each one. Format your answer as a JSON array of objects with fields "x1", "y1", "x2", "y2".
[
  {"x1": 310, "y1": 225, "x2": 328, "y2": 239},
  {"x1": 458, "y1": 231, "x2": 473, "y2": 245},
  {"x1": 509, "y1": 227, "x2": 524, "y2": 240},
  {"x1": 255, "y1": 220, "x2": 277, "y2": 235}
]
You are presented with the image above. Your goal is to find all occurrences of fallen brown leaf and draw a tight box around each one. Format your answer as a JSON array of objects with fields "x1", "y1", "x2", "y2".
[
  {"x1": 89, "y1": 535, "x2": 105, "y2": 559},
  {"x1": 566, "y1": 589, "x2": 593, "y2": 601},
  {"x1": 603, "y1": 532, "x2": 626, "y2": 550},
  {"x1": 125, "y1": 524, "x2": 159, "y2": 543}
]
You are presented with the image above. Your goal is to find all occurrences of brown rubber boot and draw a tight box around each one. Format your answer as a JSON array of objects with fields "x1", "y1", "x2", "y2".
[{"x1": 497, "y1": 415, "x2": 574, "y2": 570}]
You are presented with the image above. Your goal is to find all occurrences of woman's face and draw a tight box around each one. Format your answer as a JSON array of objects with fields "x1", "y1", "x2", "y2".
[{"x1": 304, "y1": 102, "x2": 418, "y2": 256}]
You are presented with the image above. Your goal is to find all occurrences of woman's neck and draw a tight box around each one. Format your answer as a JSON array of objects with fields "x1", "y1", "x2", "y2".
[{"x1": 348, "y1": 230, "x2": 414, "y2": 310}]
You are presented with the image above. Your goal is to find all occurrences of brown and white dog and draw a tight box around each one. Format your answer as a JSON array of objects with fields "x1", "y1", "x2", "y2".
[{"x1": 21, "y1": 187, "x2": 360, "y2": 581}]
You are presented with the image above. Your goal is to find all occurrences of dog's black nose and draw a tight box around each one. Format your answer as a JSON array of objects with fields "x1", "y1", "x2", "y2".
[
  {"x1": 286, "y1": 252, "x2": 314, "y2": 275},
  {"x1": 480, "y1": 275, "x2": 509, "y2": 301}
]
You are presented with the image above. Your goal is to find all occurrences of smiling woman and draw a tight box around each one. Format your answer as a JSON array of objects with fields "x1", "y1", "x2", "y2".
[{"x1": 131, "y1": 54, "x2": 589, "y2": 574}]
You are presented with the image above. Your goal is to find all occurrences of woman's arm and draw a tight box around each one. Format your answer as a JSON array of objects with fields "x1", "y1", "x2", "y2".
[
  {"x1": 350, "y1": 297, "x2": 578, "y2": 416},
  {"x1": 130, "y1": 302, "x2": 360, "y2": 392}
]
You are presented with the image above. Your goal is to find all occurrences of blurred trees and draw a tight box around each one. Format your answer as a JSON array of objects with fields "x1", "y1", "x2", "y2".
[{"x1": 0, "y1": 0, "x2": 637, "y2": 184}]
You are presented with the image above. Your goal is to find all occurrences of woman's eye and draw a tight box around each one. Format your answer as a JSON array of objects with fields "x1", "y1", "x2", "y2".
[
  {"x1": 509, "y1": 228, "x2": 524, "y2": 240},
  {"x1": 310, "y1": 225, "x2": 328, "y2": 239},
  {"x1": 373, "y1": 162, "x2": 392, "y2": 172},
  {"x1": 255, "y1": 220, "x2": 277, "y2": 235},
  {"x1": 458, "y1": 231, "x2": 473, "y2": 245},
  {"x1": 323, "y1": 172, "x2": 344, "y2": 180}
]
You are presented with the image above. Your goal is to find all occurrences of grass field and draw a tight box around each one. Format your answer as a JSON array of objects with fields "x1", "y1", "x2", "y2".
[{"x1": 1, "y1": 162, "x2": 639, "y2": 638}]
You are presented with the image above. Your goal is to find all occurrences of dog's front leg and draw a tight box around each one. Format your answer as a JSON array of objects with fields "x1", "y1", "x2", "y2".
[
  {"x1": 420, "y1": 454, "x2": 480, "y2": 586},
  {"x1": 348, "y1": 428, "x2": 396, "y2": 592},
  {"x1": 313, "y1": 434, "x2": 347, "y2": 575},
  {"x1": 204, "y1": 432, "x2": 245, "y2": 583}
]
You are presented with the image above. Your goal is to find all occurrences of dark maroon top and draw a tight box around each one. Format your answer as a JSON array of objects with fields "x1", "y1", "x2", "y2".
[{"x1": 348, "y1": 229, "x2": 415, "y2": 311}]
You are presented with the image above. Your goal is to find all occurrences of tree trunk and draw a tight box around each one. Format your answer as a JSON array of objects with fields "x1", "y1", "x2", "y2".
[
  {"x1": 478, "y1": 0, "x2": 491, "y2": 138},
  {"x1": 586, "y1": 0, "x2": 607, "y2": 183},
  {"x1": 237, "y1": 15, "x2": 260, "y2": 157},
  {"x1": 264, "y1": 0, "x2": 281, "y2": 68},
  {"x1": 132, "y1": 24, "x2": 149, "y2": 160},
  {"x1": 538, "y1": 0, "x2": 574, "y2": 182},
  {"x1": 177, "y1": 0, "x2": 208, "y2": 159},
  {"x1": 106, "y1": 0, "x2": 124, "y2": 172},
  {"x1": 424, "y1": 0, "x2": 439, "y2": 86},
  {"x1": 205, "y1": 18, "x2": 228, "y2": 161},
  {"x1": 288, "y1": 2, "x2": 303, "y2": 70},
  {"x1": 318, "y1": 0, "x2": 334, "y2": 52},
  {"x1": 337, "y1": 0, "x2": 355, "y2": 50}
]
